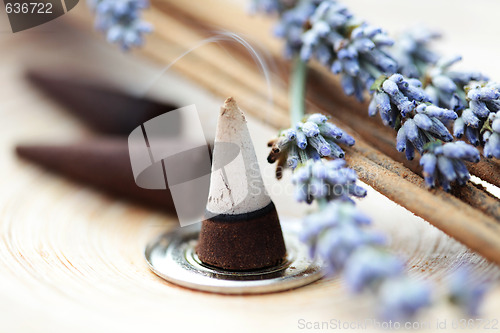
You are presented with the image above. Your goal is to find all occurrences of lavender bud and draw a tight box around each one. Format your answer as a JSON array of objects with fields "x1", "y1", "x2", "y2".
[
  {"x1": 413, "y1": 113, "x2": 433, "y2": 131},
  {"x1": 302, "y1": 122, "x2": 320, "y2": 137},
  {"x1": 465, "y1": 127, "x2": 480, "y2": 146},
  {"x1": 453, "y1": 117, "x2": 465, "y2": 138},
  {"x1": 326, "y1": 139, "x2": 345, "y2": 158},
  {"x1": 432, "y1": 75, "x2": 457, "y2": 94},
  {"x1": 307, "y1": 113, "x2": 328, "y2": 124},
  {"x1": 309, "y1": 135, "x2": 332, "y2": 157},
  {"x1": 469, "y1": 100, "x2": 491, "y2": 118},
  {"x1": 287, "y1": 145, "x2": 299, "y2": 169},
  {"x1": 335, "y1": 131, "x2": 355, "y2": 146},
  {"x1": 492, "y1": 118, "x2": 500, "y2": 133},
  {"x1": 374, "y1": 92, "x2": 392, "y2": 115},
  {"x1": 405, "y1": 140, "x2": 415, "y2": 160},
  {"x1": 396, "y1": 126, "x2": 407, "y2": 152},
  {"x1": 420, "y1": 153, "x2": 437, "y2": 187},
  {"x1": 428, "y1": 117, "x2": 453, "y2": 142},
  {"x1": 319, "y1": 123, "x2": 343, "y2": 139},
  {"x1": 484, "y1": 133, "x2": 500, "y2": 158},
  {"x1": 382, "y1": 79, "x2": 399, "y2": 95},
  {"x1": 295, "y1": 127, "x2": 308, "y2": 149},
  {"x1": 467, "y1": 87, "x2": 500, "y2": 101},
  {"x1": 461, "y1": 109, "x2": 481, "y2": 128}
]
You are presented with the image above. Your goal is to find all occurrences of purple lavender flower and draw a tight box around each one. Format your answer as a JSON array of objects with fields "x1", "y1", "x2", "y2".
[
  {"x1": 272, "y1": 0, "x2": 320, "y2": 58},
  {"x1": 424, "y1": 56, "x2": 488, "y2": 112},
  {"x1": 396, "y1": 105, "x2": 456, "y2": 160},
  {"x1": 420, "y1": 141, "x2": 479, "y2": 191},
  {"x1": 267, "y1": 113, "x2": 355, "y2": 176},
  {"x1": 257, "y1": 0, "x2": 396, "y2": 101},
  {"x1": 454, "y1": 82, "x2": 500, "y2": 155},
  {"x1": 249, "y1": 0, "x2": 295, "y2": 14},
  {"x1": 301, "y1": 202, "x2": 432, "y2": 321},
  {"x1": 292, "y1": 159, "x2": 367, "y2": 203},
  {"x1": 300, "y1": 202, "x2": 383, "y2": 275},
  {"x1": 331, "y1": 22, "x2": 397, "y2": 101},
  {"x1": 88, "y1": 0, "x2": 152, "y2": 50},
  {"x1": 378, "y1": 277, "x2": 431, "y2": 321},
  {"x1": 370, "y1": 74, "x2": 456, "y2": 160},
  {"x1": 369, "y1": 74, "x2": 430, "y2": 126},
  {"x1": 343, "y1": 247, "x2": 404, "y2": 293},
  {"x1": 448, "y1": 268, "x2": 489, "y2": 316},
  {"x1": 391, "y1": 27, "x2": 441, "y2": 78}
]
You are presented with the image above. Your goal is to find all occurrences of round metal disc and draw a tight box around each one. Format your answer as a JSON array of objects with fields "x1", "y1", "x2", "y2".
[{"x1": 145, "y1": 220, "x2": 325, "y2": 294}]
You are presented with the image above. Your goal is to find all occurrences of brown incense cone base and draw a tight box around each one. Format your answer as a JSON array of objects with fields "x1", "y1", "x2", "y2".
[{"x1": 196, "y1": 202, "x2": 287, "y2": 271}]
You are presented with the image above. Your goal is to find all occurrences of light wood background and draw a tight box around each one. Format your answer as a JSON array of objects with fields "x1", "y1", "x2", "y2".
[{"x1": 0, "y1": 1, "x2": 499, "y2": 332}]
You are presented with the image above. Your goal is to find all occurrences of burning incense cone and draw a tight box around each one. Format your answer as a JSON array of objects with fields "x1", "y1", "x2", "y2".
[
  {"x1": 26, "y1": 70, "x2": 180, "y2": 135},
  {"x1": 196, "y1": 98, "x2": 286, "y2": 270}
]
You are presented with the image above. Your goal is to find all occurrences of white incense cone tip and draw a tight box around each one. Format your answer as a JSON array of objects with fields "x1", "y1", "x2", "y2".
[
  {"x1": 220, "y1": 97, "x2": 244, "y2": 120},
  {"x1": 223, "y1": 97, "x2": 236, "y2": 108},
  {"x1": 206, "y1": 97, "x2": 272, "y2": 215}
]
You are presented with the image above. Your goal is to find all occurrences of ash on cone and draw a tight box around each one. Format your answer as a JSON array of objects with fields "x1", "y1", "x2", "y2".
[
  {"x1": 197, "y1": 97, "x2": 286, "y2": 271},
  {"x1": 206, "y1": 97, "x2": 271, "y2": 215}
]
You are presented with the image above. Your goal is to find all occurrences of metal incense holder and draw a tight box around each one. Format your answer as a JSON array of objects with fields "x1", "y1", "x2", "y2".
[{"x1": 145, "y1": 219, "x2": 325, "y2": 294}]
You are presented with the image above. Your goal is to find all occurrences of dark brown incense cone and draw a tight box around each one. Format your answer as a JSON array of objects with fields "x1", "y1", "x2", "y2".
[
  {"x1": 197, "y1": 202, "x2": 285, "y2": 270},
  {"x1": 26, "y1": 70, "x2": 180, "y2": 135},
  {"x1": 196, "y1": 98, "x2": 286, "y2": 270},
  {"x1": 15, "y1": 138, "x2": 182, "y2": 212}
]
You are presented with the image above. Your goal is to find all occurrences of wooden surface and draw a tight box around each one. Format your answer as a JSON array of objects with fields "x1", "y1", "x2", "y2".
[{"x1": 0, "y1": 1, "x2": 500, "y2": 332}]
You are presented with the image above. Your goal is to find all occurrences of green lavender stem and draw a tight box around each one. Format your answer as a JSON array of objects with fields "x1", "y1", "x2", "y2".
[{"x1": 290, "y1": 56, "x2": 308, "y2": 125}]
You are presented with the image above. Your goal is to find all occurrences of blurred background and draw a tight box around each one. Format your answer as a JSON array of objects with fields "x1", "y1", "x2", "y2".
[{"x1": 0, "y1": 0, "x2": 499, "y2": 332}]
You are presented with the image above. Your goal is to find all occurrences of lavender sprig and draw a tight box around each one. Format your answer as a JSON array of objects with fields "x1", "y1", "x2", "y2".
[
  {"x1": 343, "y1": 247, "x2": 404, "y2": 293},
  {"x1": 272, "y1": 0, "x2": 321, "y2": 58},
  {"x1": 300, "y1": 201, "x2": 383, "y2": 276},
  {"x1": 268, "y1": 110, "x2": 432, "y2": 320},
  {"x1": 370, "y1": 74, "x2": 459, "y2": 161},
  {"x1": 378, "y1": 277, "x2": 432, "y2": 321},
  {"x1": 423, "y1": 56, "x2": 473, "y2": 111},
  {"x1": 448, "y1": 268, "x2": 490, "y2": 317},
  {"x1": 455, "y1": 82, "x2": 500, "y2": 151},
  {"x1": 292, "y1": 159, "x2": 366, "y2": 203},
  {"x1": 257, "y1": 1, "x2": 500, "y2": 160},
  {"x1": 418, "y1": 56, "x2": 500, "y2": 156},
  {"x1": 423, "y1": 56, "x2": 487, "y2": 112},
  {"x1": 300, "y1": 201, "x2": 431, "y2": 321},
  {"x1": 258, "y1": 0, "x2": 396, "y2": 101},
  {"x1": 87, "y1": 0, "x2": 152, "y2": 50},
  {"x1": 249, "y1": 0, "x2": 296, "y2": 14},
  {"x1": 267, "y1": 113, "x2": 354, "y2": 177}
]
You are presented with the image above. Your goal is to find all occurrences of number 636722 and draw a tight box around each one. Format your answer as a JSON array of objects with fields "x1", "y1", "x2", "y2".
[{"x1": 5, "y1": 2, "x2": 53, "y2": 14}]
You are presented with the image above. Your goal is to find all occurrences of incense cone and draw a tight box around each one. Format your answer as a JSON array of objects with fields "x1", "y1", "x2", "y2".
[
  {"x1": 196, "y1": 98, "x2": 286, "y2": 270},
  {"x1": 26, "y1": 70, "x2": 180, "y2": 135},
  {"x1": 15, "y1": 138, "x2": 207, "y2": 213}
]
